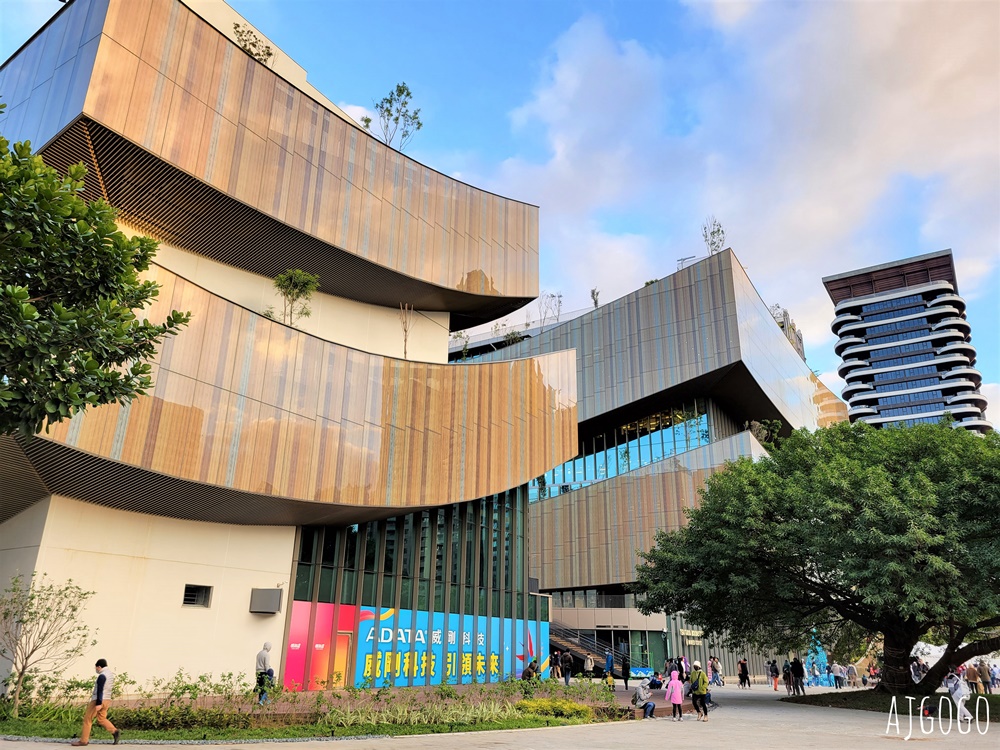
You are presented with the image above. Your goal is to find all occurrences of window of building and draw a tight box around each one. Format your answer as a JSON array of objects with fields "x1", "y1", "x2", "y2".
[
  {"x1": 874, "y1": 377, "x2": 940, "y2": 393},
  {"x1": 183, "y1": 584, "x2": 212, "y2": 607},
  {"x1": 860, "y1": 294, "x2": 922, "y2": 314}
]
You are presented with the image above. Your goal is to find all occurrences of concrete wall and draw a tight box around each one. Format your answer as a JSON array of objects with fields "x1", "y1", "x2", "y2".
[
  {"x1": 23, "y1": 496, "x2": 295, "y2": 685},
  {"x1": 129, "y1": 230, "x2": 451, "y2": 363},
  {"x1": 0, "y1": 498, "x2": 48, "y2": 588}
]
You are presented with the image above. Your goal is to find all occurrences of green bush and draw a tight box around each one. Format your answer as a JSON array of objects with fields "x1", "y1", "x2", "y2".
[
  {"x1": 111, "y1": 706, "x2": 251, "y2": 730},
  {"x1": 514, "y1": 697, "x2": 594, "y2": 720}
]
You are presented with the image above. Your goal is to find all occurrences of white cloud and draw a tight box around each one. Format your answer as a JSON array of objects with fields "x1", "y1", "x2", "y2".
[
  {"x1": 337, "y1": 102, "x2": 373, "y2": 129},
  {"x1": 981, "y1": 383, "x2": 998, "y2": 423},
  {"x1": 696, "y1": 1, "x2": 1000, "y2": 357},
  {"x1": 485, "y1": 3, "x2": 998, "y2": 339}
]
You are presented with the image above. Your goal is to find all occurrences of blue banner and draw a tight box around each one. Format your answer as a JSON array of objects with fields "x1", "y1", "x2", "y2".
[{"x1": 354, "y1": 607, "x2": 548, "y2": 687}]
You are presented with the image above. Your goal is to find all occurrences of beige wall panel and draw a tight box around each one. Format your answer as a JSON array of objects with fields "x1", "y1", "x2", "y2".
[
  {"x1": 31, "y1": 495, "x2": 294, "y2": 685},
  {"x1": 0, "y1": 497, "x2": 49, "y2": 585}
]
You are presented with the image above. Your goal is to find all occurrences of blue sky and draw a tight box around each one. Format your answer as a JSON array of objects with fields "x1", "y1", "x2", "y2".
[{"x1": 2, "y1": 0, "x2": 998, "y2": 410}]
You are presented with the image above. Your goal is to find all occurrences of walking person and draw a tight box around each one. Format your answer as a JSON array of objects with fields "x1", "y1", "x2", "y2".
[
  {"x1": 977, "y1": 660, "x2": 992, "y2": 695},
  {"x1": 584, "y1": 652, "x2": 595, "y2": 678},
  {"x1": 769, "y1": 660, "x2": 780, "y2": 691},
  {"x1": 945, "y1": 668, "x2": 974, "y2": 722},
  {"x1": 689, "y1": 660, "x2": 710, "y2": 721},
  {"x1": 782, "y1": 659, "x2": 793, "y2": 695},
  {"x1": 605, "y1": 649, "x2": 615, "y2": 680},
  {"x1": 738, "y1": 658, "x2": 750, "y2": 688},
  {"x1": 846, "y1": 662, "x2": 859, "y2": 688},
  {"x1": 622, "y1": 651, "x2": 632, "y2": 692},
  {"x1": 71, "y1": 659, "x2": 120, "y2": 746},
  {"x1": 551, "y1": 651, "x2": 562, "y2": 681},
  {"x1": 560, "y1": 650, "x2": 573, "y2": 686},
  {"x1": 790, "y1": 657, "x2": 806, "y2": 696},
  {"x1": 965, "y1": 662, "x2": 982, "y2": 695},
  {"x1": 666, "y1": 669, "x2": 684, "y2": 721},
  {"x1": 255, "y1": 641, "x2": 274, "y2": 704}
]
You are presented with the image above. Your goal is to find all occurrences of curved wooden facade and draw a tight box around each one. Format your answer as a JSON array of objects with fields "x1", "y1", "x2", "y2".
[
  {"x1": 36, "y1": 264, "x2": 576, "y2": 520},
  {"x1": 0, "y1": 0, "x2": 538, "y2": 327}
]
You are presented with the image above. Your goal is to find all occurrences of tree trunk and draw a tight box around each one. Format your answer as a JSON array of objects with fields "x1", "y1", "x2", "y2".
[
  {"x1": 11, "y1": 668, "x2": 26, "y2": 719},
  {"x1": 875, "y1": 629, "x2": 921, "y2": 695}
]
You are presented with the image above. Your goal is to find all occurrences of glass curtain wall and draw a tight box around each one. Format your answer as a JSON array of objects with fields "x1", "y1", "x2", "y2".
[
  {"x1": 291, "y1": 487, "x2": 549, "y2": 687},
  {"x1": 530, "y1": 398, "x2": 711, "y2": 501}
]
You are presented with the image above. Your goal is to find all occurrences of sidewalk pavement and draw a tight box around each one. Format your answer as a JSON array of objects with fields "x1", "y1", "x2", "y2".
[{"x1": 2, "y1": 685, "x2": 993, "y2": 749}]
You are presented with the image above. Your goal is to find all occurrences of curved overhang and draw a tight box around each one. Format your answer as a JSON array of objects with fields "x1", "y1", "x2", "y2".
[
  {"x1": 932, "y1": 317, "x2": 971, "y2": 332},
  {"x1": 948, "y1": 391, "x2": 988, "y2": 406},
  {"x1": 942, "y1": 366, "x2": 981, "y2": 384},
  {"x1": 841, "y1": 382, "x2": 873, "y2": 399},
  {"x1": 928, "y1": 294, "x2": 967, "y2": 312},
  {"x1": 952, "y1": 418, "x2": 993, "y2": 433},
  {"x1": 4, "y1": 264, "x2": 577, "y2": 526},
  {"x1": 831, "y1": 312, "x2": 861, "y2": 335},
  {"x1": 1, "y1": 0, "x2": 539, "y2": 330},
  {"x1": 838, "y1": 358, "x2": 867, "y2": 378},
  {"x1": 834, "y1": 335, "x2": 867, "y2": 356}
]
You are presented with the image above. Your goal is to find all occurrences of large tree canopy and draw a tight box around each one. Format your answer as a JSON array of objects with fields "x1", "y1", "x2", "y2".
[
  {"x1": 0, "y1": 114, "x2": 189, "y2": 435},
  {"x1": 634, "y1": 421, "x2": 1000, "y2": 695}
]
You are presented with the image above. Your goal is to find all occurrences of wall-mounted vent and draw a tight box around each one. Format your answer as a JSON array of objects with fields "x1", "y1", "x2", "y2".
[
  {"x1": 250, "y1": 588, "x2": 283, "y2": 614},
  {"x1": 183, "y1": 584, "x2": 212, "y2": 607}
]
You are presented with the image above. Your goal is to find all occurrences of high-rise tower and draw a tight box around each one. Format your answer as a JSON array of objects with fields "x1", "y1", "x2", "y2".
[{"x1": 823, "y1": 250, "x2": 990, "y2": 433}]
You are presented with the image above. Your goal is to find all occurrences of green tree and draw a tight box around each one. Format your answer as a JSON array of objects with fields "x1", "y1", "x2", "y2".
[
  {"x1": 0, "y1": 107, "x2": 190, "y2": 436},
  {"x1": 263, "y1": 269, "x2": 320, "y2": 327},
  {"x1": 590, "y1": 288, "x2": 600, "y2": 308},
  {"x1": 233, "y1": 22, "x2": 273, "y2": 65},
  {"x1": 0, "y1": 574, "x2": 97, "y2": 718},
  {"x1": 701, "y1": 215, "x2": 726, "y2": 255},
  {"x1": 361, "y1": 82, "x2": 423, "y2": 152},
  {"x1": 634, "y1": 421, "x2": 1000, "y2": 695}
]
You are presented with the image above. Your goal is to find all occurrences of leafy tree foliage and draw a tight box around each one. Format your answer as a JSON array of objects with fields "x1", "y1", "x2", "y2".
[
  {"x1": 361, "y1": 82, "x2": 423, "y2": 152},
  {"x1": 263, "y1": 269, "x2": 320, "y2": 328},
  {"x1": 233, "y1": 22, "x2": 273, "y2": 65},
  {"x1": 0, "y1": 574, "x2": 97, "y2": 718},
  {"x1": 701, "y1": 215, "x2": 726, "y2": 255},
  {"x1": 634, "y1": 421, "x2": 1000, "y2": 695},
  {"x1": 0, "y1": 113, "x2": 190, "y2": 435}
]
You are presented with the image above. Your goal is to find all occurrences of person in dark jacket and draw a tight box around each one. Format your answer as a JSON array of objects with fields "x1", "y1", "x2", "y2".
[
  {"x1": 790, "y1": 657, "x2": 806, "y2": 696},
  {"x1": 622, "y1": 651, "x2": 632, "y2": 691},
  {"x1": 71, "y1": 659, "x2": 120, "y2": 746},
  {"x1": 560, "y1": 650, "x2": 573, "y2": 686}
]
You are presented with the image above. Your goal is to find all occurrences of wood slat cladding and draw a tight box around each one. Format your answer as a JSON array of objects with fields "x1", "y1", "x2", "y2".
[
  {"x1": 69, "y1": 0, "x2": 539, "y2": 322},
  {"x1": 37, "y1": 120, "x2": 528, "y2": 329},
  {"x1": 823, "y1": 251, "x2": 958, "y2": 305},
  {"x1": 529, "y1": 432, "x2": 763, "y2": 590},
  {"x1": 30, "y1": 265, "x2": 576, "y2": 521}
]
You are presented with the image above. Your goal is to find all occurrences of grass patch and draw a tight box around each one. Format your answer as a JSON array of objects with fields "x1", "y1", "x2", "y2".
[
  {"x1": 0, "y1": 716, "x2": 585, "y2": 741},
  {"x1": 782, "y1": 690, "x2": 1000, "y2": 722}
]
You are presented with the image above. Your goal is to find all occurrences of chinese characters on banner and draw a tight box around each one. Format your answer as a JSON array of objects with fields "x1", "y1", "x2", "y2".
[{"x1": 282, "y1": 601, "x2": 548, "y2": 689}]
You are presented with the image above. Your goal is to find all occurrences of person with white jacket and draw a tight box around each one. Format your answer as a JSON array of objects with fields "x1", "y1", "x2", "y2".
[{"x1": 944, "y1": 669, "x2": 974, "y2": 722}]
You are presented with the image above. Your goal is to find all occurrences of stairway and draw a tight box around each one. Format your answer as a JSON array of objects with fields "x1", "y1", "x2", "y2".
[{"x1": 549, "y1": 621, "x2": 653, "y2": 676}]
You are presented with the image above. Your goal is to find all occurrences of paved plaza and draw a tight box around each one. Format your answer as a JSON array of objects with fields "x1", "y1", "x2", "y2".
[{"x1": 2, "y1": 686, "x2": 994, "y2": 750}]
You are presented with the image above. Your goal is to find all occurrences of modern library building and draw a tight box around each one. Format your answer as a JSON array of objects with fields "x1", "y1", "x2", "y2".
[
  {"x1": 0, "y1": 0, "x2": 574, "y2": 688},
  {"x1": 463, "y1": 250, "x2": 848, "y2": 677}
]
